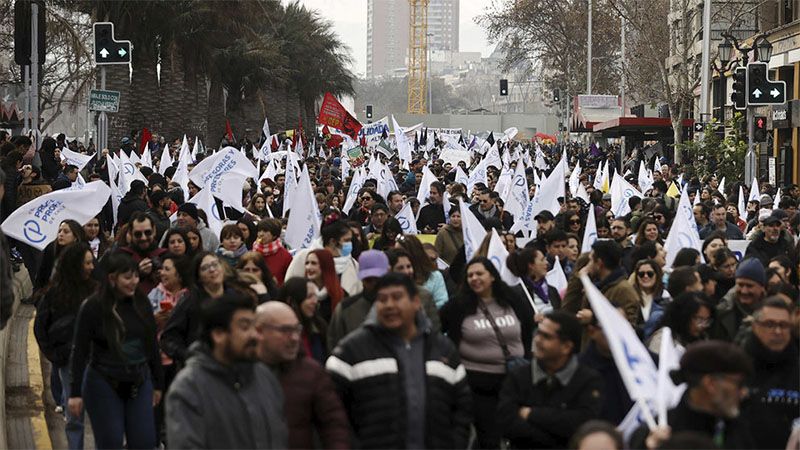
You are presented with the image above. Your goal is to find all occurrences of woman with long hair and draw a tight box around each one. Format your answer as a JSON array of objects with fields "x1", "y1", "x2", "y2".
[
  {"x1": 83, "y1": 215, "x2": 112, "y2": 260},
  {"x1": 701, "y1": 232, "x2": 727, "y2": 266},
  {"x1": 161, "y1": 227, "x2": 193, "y2": 259},
  {"x1": 278, "y1": 277, "x2": 328, "y2": 364},
  {"x1": 384, "y1": 248, "x2": 442, "y2": 333},
  {"x1": 185, "y1": 227, "x2": 203, "y2": 254},
  {"x1": 67, "y1": 252, "x2": 163, "y2": 449},
  {"x1": 247, "y1": 193, "x2": 270, "y2": 219},
  {"x1": 647, "y1": 292, "x2": 713, "y2": 354},
  {"x1": 35, "y1": 219, "x2": 86, "y2": 289},
  {"x1": 372, "y1": 217, "x2": 403, "y2": 251},
  {"x1": 236, "y1": 251, "x2": 279, "y2": 301},
  {"x1": 34, "y1": 242, "x2": 97, "y2": 449},
  {"x1": 562, "y1": 210, "x2": 583, "y2": 235},
  {"x1": 304, "y1": 249, "x2": 345, "y2": 323},
  {"x1": 396, "y1": 234, "x2": 448, "y2": 308},
  {"x1": 160, "y1": 252, "x2": 236, "y2": 366},
  {"x1": 439, "y1": 257, "x2": 533, "y2": 449},
  {"x1": 236, "y1": 218, "x2": 257, "y2": 249},
  {"x1": 630, "y1": 259, "x2": 669, "y2": 340},
  {"x1": 506, "y1": 247, "x2": 561, "y2": 318},
  {"x1": 711, "y1": 247, "x2": 738, "y2": 301},
  {"x1": 633, "y1": 217, "x2": 662, "y2": 246}
]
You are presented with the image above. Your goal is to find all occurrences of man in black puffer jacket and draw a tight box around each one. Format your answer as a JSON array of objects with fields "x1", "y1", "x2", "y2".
[{"x1": 326, "y1": 273, "x2": 472, "y2": 449}]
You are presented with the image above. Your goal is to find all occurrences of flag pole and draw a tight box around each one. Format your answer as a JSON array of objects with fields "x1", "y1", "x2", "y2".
[
  {"x1": 518, "y1": 280, "x2": 538, "y2": 314},
  {"x1": 636, "y1": 399, "x2": 658, "y2": 431}
]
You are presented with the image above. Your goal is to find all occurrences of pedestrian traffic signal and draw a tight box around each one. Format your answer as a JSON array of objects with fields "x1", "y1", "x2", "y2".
[
  {"x1": 746, "y1": 62, "x2": 786, "y2": 106},
  {"x1": 93, "y1": 22, "x2": 132, "y2": 65},
  {"x1": 14, "y1": 0, "x2": 46, "y2": 66},
  {"x1": 553, "y1": 88, "x2": 560, "y2": 103},
  {"x1": 365, "y1": 104, "x2": 373, "y2": 119},
  {"x1": 731, "y1": 67, "x2": 746, "y2": 110},
  {"x1": 499, "y1": 79, "x2": 508, "y2": 96},
  {"x1": 754, "y1": 115, "x2": 767, "y2": 142}
]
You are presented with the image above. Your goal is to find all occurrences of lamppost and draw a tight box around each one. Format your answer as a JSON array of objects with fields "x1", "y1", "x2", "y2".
[
  {"x1": 716, "y1": 32, "x2": 773, "y2": 185},
  {"x1": 427, "y1": 32, "x2": 434, "y2": 115}
]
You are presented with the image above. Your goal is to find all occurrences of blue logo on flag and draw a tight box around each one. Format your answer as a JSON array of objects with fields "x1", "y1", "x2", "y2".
[{"x1": 22, "y1": 219, "x2": 46, "y2": 244}]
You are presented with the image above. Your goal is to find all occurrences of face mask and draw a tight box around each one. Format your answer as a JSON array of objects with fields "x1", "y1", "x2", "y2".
[{"x1": 340, "y1": 241, "x2": 353, "y2": 257}]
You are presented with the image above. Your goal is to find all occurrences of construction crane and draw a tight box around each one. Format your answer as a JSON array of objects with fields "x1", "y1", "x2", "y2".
[{"x1": 407, "y1": 0, "x2": 429, "y2": 114}]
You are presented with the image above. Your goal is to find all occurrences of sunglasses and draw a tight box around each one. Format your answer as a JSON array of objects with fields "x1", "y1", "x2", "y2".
[
  {"x1": 637, "y1": 270, "x2": 655, "y2": 278},
  {"x1": 568, "y1": 220, "x2": 581, "y2": 225},
  {"x1": 133, "y1": 229, "x2": 154, "y2": 238}
]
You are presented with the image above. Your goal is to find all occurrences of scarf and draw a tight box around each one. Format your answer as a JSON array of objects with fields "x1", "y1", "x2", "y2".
[
  {"x1": 333, "y1": 255, "x2": 351, "y2": 275},
  {"x1": 529, "y1": 277, "x2": 550, "y2": 304},
  {"x1": 256, "y1": 239, "x2": 284, "y2": 256}
]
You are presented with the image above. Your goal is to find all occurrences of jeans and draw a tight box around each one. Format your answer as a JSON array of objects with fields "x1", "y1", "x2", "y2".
[
  {"x1": 82, "y1": 365, "x2": 156, "y2": 450},
  {"x1": 58, "y1": 366, "x2": 85, "y2": 449}
]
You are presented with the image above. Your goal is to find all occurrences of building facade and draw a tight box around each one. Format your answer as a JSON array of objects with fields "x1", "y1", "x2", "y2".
[{"x1": 366, "y1": 0, "x2": 459, "y2": 78}]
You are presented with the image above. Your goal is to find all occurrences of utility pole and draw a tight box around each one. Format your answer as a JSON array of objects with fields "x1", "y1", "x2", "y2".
[
  {"x1": 620, "y1": 16, "x2": 626, "y2": 116},
  {"x1": 698, "y1": 0, "x2": 712, "y2": 140},
  {"x1": 587, "y1": 0, "x2": 592, "y2": 94},
  {"x1": 745, "y1": 105, "x2": 755, "y2": 183}
]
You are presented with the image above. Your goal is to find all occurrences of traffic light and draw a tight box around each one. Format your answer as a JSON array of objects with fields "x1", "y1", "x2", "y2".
[
  {"x1": 553, "y1": 88, "x2": 560, "y2": 102},
  {"x1": 747, "y1": 62, "x2": 786, "y2": 105},
  {"x1": 93, "y1": 22, "x2": 132, "y2": 65},
  {"x1": 731, "y1": 67, "x2": 746, "y2": 110},
  {"x1": 499, "y1": 79, "x2": 508, "y2": 96},
  {"x1": 754, "y1": 116, "x2": 767, "y2": 142},
  {"x1": 365, "y1": 104, "x2": 373, "y2": 119},
  {"x1": 14, "y1": 0, "x2": 46, "y2": 66}
]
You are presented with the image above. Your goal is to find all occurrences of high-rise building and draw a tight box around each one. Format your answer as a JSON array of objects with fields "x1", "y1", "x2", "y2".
[{"x1": 366, "y1": 0, "x2": 459, "y2": 78}]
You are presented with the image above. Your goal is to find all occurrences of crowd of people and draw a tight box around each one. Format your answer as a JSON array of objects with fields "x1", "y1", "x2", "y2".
[{"x1": 0, "y1": 127, "x2": 798, "y2": 450}]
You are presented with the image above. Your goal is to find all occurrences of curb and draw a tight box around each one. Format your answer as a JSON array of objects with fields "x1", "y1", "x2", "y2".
[{"x1": 26, "y1": 313, "x2": 52, "y2": 450}]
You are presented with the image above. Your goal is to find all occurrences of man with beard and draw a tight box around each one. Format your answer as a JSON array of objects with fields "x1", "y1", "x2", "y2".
[
  {"x1": 166, "y1": 293, "x2": 287, "y2": 449},
  {"x1": 256, "y1": 302, "x2": 349, "y2": 449},
  {"x1": 116, "y1": 212, "x2": 166, "y2": 295},
  {"x1": 609, "y1": 217, "x2": 634, "y2": 271},
  {"x1": 633, "y1": 341, "x2": 754, "y2": 449},
  {"x1": 712, "y1": 258, "x2": 767, "y2": 342},
  {"x1": 740, "y1": 298, "x2": 799, "y2": 450}
]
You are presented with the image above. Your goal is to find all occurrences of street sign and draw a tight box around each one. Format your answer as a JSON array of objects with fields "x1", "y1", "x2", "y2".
[
  {"x1": 93, "y1": 22, "x2": 131, "y2": 65},
  {"x1": 693, "y1": 122, "x2": 705, "y2": 133},
  {"x1": 746, "y1": 62, "x2": 786, "y2": 106},
  {"x1": 89, "y1": 89, "x2": 120, "y2": 113}
]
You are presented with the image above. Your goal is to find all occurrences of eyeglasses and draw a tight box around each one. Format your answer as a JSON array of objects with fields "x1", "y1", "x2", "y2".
[
  {"x1": 361, "y1": 196, "x2": 372, "y2": 201},
  {"x1": 692, "y1": 316, "x2": 713, "y2": 327},
  {"x1": 637, "y1": 270, "x2": 655, "y2": 278},
  {"x1": 133, "y1": 229, "x2": 154, "y2": 238},
  {"x1": 200, "y1": 260, "x2": 221, "y2": 273},
  {"x1": 754, "y1": 320, "x2": 792, "y2": 332},
  {"x1": 264, "y1": 324, "x2": 303, "y2": 336}
]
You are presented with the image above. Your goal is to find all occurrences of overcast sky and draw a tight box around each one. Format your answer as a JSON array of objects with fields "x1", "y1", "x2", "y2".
[{"x1": 291, "y1": 0, "x2": 497, "y2": 78}]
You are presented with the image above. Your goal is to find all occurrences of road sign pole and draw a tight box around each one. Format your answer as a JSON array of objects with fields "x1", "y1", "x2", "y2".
[
  {"x1": 745, "y1": 105, "x2": 756, "y2": 186},
  {"x1": 98, "y1": 66, "x2": 108, "y2": 152},
  {"x1": 23, "y1": 65, "x2": 30, "y2": 133},
  {"x1": 30, "y1": 1, "x2": 39, "y2": 136}
]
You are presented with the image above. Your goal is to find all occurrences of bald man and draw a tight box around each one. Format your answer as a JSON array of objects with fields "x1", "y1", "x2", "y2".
[{"x1": 255, "y1": 302, "x2": 350, "y2": 450}]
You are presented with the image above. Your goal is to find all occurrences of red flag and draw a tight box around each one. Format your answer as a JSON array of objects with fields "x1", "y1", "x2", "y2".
[
  {"x1": 271, "y1": 135, "x2": 279, "y2": 151},
  {"x1": 225, "y1": 118, "x2": 235, "y2": 142},
  {"x1": 139, "y1": 127, "x2": 152, "y2": 153},
  {"x1": 317, "y1": 92, "x2": 362, "y2": 140}
]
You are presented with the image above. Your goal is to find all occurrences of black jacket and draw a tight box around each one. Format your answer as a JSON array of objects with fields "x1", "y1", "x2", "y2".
[
  {"x1": 578, "y1": 341, "x2": 633, "y2": 425},
  {"x1": 632, "y1": 392, "x2": 756, "y2": 449},
  {"x1": 744, "y1": 229, "x2": 797, "y2": 267},
  {"x1": 326, "y1": 314, "x2": 472, "y2": 449},
  {"x1": 741, "y1": 334, "x2": 799, "y2": 450},
  {"x1": 497, "y1": 357, "x2": 603, "y2": 449},
  {"x1": 116, "y1": 192, "x2": 148, "y2": 228},
  {"x1": 416, "y1": 203, "x2": 446, "y2": 233},
  {"x1": 468, "y1": 203, "x2": 514, "y2": 231},
  {"x1": 34, "y1": 288, "x2": 85, "y2": 366},
  {"x1": 440, "y1": 290, "x2": 535, "y2": 360}
]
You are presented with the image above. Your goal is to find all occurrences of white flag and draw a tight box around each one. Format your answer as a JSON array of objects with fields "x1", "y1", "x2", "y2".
[
  {"x1": 467, "y1": 158, "x2": 488, "y2": 194},
  {"x1": 638, "y1": 160, "x2": 653, "y2": 194},
  {"x1": 455, "y1": 166, "x2": 469, "y2": 185},
  {"x1": 1, "y1": 181, "x2": 111, "y2": 250},
  {"x1": 282, "y1": 156, "x2": 299, "y2": 217},
  {"x1": 738, "y1": 185, "x2": 746, "y2": 221},
  {"x1": 460, "y1": 199, "x2": 487, "y2": 262},
  {"x1": 284, "y1": 166, "x2": 321, "y2": 250},
  {"x1": 191, "y1": 137, "x2": 200, "y2": 163},
  {"x1": 576, "y1": 182, "x2": 590, "y2": 203},
  {"x1": 342, "y1": 168, "x2": 366, "y2": 213},
  {"x1": 416, "y1": 165, "x2": 437, "y2": 205},
  {"x1": 593, "y1": 160, "x2": 605, "y2": 190},
  {"x1": 189, "y1": 146, "x2": 257, "y2": 212},
  {"x1": 178, "y1": 134, "x2": 191, "y2": 167},
  {"x1": 663, "y1": 188, "x2": 702, "y2": 268},
  {"x1": 534, "y1": 147, "x2": 548, "y2": 170},
  {"x1": 513, "y1": 155, "x2": 565, "y2": 234},
  {"x1": 610, "y1": 170, "x2": 643, "y2": 218},
  {"x1": 61, "y1": 148, "x2": 94, "y2": 171},
  {"x1": 773, "y1": 187, "x2": 781, "y2": 209},
  {"x1": 141, "y1": 146, "x2": 153, "y2": 168},
  {"x1": 581, "y1": 275, "x2": 658, "y2": 402},
  {"x1": 188, "y1": 188, "x2": 224, "y2": 237},
  {"x1": 568, "y1": 160, "x2": 582, "y2": 196},
  {"x1": 484, "y1": 144, "x2": 502, "y2": 169},
  {"x1": 391, "y1": 115, "x2": 413, "y2": 162},
  {"x1": 172, "y1": 155, "x2": 191, "y2": 203},
  {"x1": 504, "y1": 160, "x2": 529, "y2": 219},
  {"x1": 158, "y1": 145, "x2": 173, "y2": 175},
  {"x1": 545, "y1": 257, "x2": 568, "y2": 294},
  {"x1": 109, "y1": 172, "x2": 124, "y2": 227},
  {"x1": 655, "y1": 328, "x2": 686, "y2": 426},
  {"x1": 581, "y1": 206, "x2": 597, "y2": 254},
  {"x1": 748, "y1": 177, "x2": 760, "y2": 202},
  {"x1": 717, "y1": 176, "x2": 725, "y2": 196},
  {"x1": 395, "y1": 202, "x2": 418, "y2": 235},
  {"x1": 487, "y1": 229, "x2": 519, "y2": 286}
]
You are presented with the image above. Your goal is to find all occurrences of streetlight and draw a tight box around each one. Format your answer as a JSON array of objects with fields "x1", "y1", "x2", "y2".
[
  {"x1": 755, "y1": 36, "x2": 773, "y2": 63},
  {"x1": 718, "y1": 37, "x2": 733, "y2": 66}
]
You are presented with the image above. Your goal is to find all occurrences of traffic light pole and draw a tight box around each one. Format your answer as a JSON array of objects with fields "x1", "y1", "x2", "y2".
[
  {"x1": 30, "y1": 1, "x2": 39, "y2": 136},
  {"x1": 745, "y1": 105, "x2": 756, "y2": 186},
  {"x1": 97, "y1": 67, "x2": 108, "y2": 152}
]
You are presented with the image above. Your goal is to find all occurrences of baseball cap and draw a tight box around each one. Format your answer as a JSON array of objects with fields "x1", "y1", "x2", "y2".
[
  {"x1": 534, "y1": 211, "x2": 555, "y2": 222},
  {"x1": 358, "y1": 250, "x2": 389, "y2": 280}
]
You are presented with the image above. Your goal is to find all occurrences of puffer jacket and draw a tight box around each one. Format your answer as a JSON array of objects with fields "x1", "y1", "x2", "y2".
[
  {"x1": 326, "y1": 312, "x2": 472, "y2": 449},
  {"x1": 166, "y1": 342, "x2": 288, "y2": 449}
]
